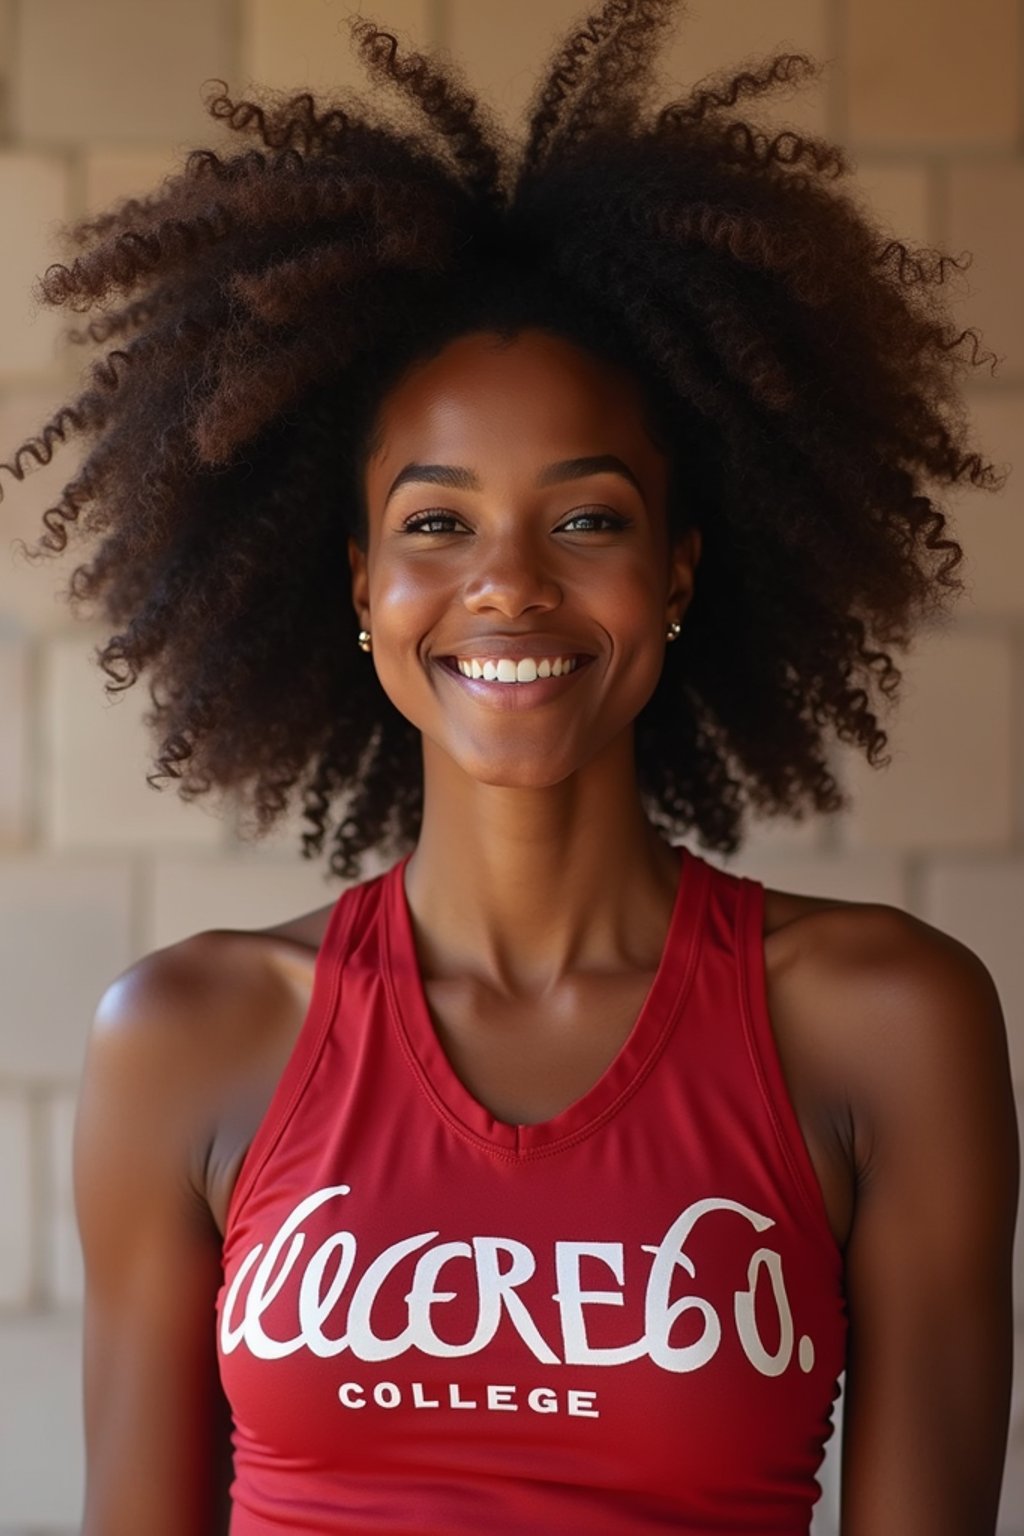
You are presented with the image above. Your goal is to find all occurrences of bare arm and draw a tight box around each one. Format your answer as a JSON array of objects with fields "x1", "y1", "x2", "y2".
[
  {"x1": 75, "y1": 942, "x2": 235, "y2": 1536},
  {"x1": 829, "y1": 911, "x2": 1018, "y2": 1534}
]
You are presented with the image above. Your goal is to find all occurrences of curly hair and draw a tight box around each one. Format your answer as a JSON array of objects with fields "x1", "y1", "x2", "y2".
[{"x1": 1, "y1": 0, "x2": 1005, "y2": 880}]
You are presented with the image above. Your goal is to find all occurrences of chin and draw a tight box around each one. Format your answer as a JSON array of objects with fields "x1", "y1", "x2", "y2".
[
  {"x1": 433, "y1": 740, "x2": 583, "y2": 792},
  {"x1": 477, "y1": 773, "x2": 572, "y2": 792},
  {"x1": 461, "y1": 759, "x2": 578, "y2": 791}
]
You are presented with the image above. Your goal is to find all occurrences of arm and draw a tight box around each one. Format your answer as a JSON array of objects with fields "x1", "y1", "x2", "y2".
[
  {"x1": 832, "y1": 911, "x2": 1018, "y2": 1535},
  {"x1": 75, "y1": 942, "x2": 235, "y2": 1536}
]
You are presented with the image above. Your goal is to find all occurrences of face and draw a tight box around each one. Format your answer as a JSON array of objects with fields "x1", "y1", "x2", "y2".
[{"x1": 349, "y1": 327, "x2": 700, "y2": 790}]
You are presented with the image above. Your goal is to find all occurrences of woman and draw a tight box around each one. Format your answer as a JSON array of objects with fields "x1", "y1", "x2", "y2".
[{"x1": 6, "y1": 2, "x2": 1016, "y2": 1531}]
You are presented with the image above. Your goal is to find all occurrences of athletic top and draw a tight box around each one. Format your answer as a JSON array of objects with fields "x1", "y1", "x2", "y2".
[{"x1": 216, "y1": 844, "x2": 847, "y2": 1534}]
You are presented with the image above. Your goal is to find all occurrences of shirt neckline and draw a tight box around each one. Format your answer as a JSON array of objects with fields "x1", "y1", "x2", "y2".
[{"x1": 381, "y1": 842, "x2": 708, "y2": 1159}]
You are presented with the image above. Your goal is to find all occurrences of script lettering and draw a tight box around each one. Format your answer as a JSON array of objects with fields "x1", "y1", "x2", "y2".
[{"x1": 221, "y1": 1184, "x2": 809, "y2": 1384}]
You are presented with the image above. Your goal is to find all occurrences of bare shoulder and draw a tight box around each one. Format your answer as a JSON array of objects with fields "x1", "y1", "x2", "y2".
[
  {"x1": 94, "y1": 898, "x2": 332, "y2": 1059},
  {"x1": 758, "y1": 890, "x2": 1018, "y2": 1531},
  {"x1": 77, "y1": 915, "x2": 329, "y2": 1536},
  {"x1": 94, "y1": 929, "x2": 277, "y2": 1083},
  {"x1": 86, "y1": 907, "x2": 332, "y2": 1190},
  {"x1": 762, "y1": 885, "x2": 1015, "y2": 1174}
]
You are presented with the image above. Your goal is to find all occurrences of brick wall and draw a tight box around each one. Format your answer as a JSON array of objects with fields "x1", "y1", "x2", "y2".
[{"x1": 0, "y1": 2, "x2": 1020, "y2": 1532}]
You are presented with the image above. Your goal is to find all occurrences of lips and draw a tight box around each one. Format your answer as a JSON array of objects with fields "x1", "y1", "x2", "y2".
[
  {"x1": 443, "y1": 655, "x2": 583, "y2": 683},
  {"x1": 438, "y1": 639, "x2": 594, "y2": 662},
  {"x1": 442, "y1": 652, "x2": 585, "y2": 662},
  {"x1": 435, "y1": 652, "x2": 595, "y2": 707},
  {"x1": 439, "y1": 651, "x2": 592, "y2": 675}
]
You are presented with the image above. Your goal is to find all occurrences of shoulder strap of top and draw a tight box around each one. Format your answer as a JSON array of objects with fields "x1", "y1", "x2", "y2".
[
  {"x1": 733, "y1": 869, "x2": 845, "y2": 1268},
  {"x1": 223, "y1": 871, "x2": 377, "y2": 1232}
]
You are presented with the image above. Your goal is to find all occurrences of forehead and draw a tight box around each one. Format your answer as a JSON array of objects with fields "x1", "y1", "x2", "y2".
[{"x1": 365, "y1": 328, "x2": 659, "y2": 475}]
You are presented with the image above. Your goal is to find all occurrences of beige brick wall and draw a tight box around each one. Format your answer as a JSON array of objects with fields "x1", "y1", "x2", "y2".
[{"x1": 0, "y1": 2, "x2": 1019, "y2": 1532}]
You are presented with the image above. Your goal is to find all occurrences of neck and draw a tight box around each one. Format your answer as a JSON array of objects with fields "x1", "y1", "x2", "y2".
[{"x1": 403, "y1": 735, "x2": 683, "y2": 996}]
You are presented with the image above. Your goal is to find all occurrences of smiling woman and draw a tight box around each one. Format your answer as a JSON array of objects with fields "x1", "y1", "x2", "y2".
[
  {"x1": 2, "y1": 35, "x2": 998, "y2": 869},
  {"x1": 350, "y1": 326, "x2": 698, "y2": 782},
  {"x1": 1, "y1": 2, "x2": 1017, "y2": 1535}
]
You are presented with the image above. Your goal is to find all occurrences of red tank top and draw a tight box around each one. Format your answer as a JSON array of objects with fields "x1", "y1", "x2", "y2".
[{"x1": 216, "y1": 845, "x2": 847, "y2": 1534}]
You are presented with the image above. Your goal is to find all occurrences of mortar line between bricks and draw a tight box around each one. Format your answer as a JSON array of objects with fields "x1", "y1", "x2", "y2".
[
  {"x1": 4, "y1": 0, "x2": 22, "y2": 149},
  {"x1": 826, "y1": 0, "x2": 845, "y2": 146},
  {"x1": 903, "y1": 851, "x2": 928, "y2": 918},
  {"x1": 131, "y1": 852, "x2": 150, "y2": 961},
  {"x1": 26, "y1": 1083, "x2": 49, "y2": 1311},
  {"x1": 431, "y1": 0, "x2": 448, "y2": 54},
  {"x1": 1011, "y1": 629, "x2": 1024, "y2": 850},
  {"x1": 24, "y1": 636, "x2": 44, "y2": 847},
  {"x1": 65, "y1": 137, "x2": 86, "y2": 227},
  {"x1": 930, "y1": 152, "x2": 948, "y2": 250},
  {"x1": 228, "y1": 0, "x2": 245, "y2": 85}
]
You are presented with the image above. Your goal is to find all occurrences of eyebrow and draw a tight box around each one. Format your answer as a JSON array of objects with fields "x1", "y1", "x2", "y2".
[{"x1": 383, "y1": 453, "x2": 645, "y2": 507}]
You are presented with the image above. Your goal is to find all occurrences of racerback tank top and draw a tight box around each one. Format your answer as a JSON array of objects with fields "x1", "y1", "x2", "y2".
[{"x1": 216, "y1": 844, "x2": 848, "y2": 1534}]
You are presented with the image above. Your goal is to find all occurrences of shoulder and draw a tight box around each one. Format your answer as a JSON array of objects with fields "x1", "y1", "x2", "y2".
[
  {"x1": 85, "y1": 916, "x2": 328, "y2": 1178},
  {"x1": 759, "y1": 892, "x2": 1018, "y2": 1530},
  {"x1": 761, "y1": 890, "x2": 1019, "y2": 1161},
  {"x1": 762, "y1": 887, "x2": 1015, "y2": 1180},
  {"x1": 93, "y1": 896, "x2": 334, "y2": 1057},
  {"x1": 94, "y1": 929, "x2": 282, "y2": 1071}
]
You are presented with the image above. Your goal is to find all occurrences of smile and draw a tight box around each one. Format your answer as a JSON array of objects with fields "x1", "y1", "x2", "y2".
[
  {"x1": 447, "y1": 655, "x2": 581, "y2": 684},
  {"x1": 436, "y1": 653, "x2": 594, "y2": 707}
]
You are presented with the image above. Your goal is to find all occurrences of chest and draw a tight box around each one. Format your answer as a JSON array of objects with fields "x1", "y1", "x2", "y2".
[
  {"x1": 205, "y1": 898, "x2": 855, "y2": 1256},
  {"x1": 417, "y1": 964, "x2": 853, "y2": 1255},
  {"x1": 420, "y1": 969, "x2": 660, "y2": 1126},
  {"x1": 218, "y1": 1122, "x2": 846, "y2": 1533}
]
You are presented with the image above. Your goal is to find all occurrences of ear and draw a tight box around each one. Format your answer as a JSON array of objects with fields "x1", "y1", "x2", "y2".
[
  {"x1": 667, "y1": 525, "x2": 702, "y2": 626},
  {"x1": 347, "y1": 535, "x2": 370, "y2": 630}
]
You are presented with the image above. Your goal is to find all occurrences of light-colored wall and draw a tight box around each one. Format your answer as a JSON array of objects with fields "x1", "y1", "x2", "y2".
[{"x1": 0, "y1": 2, "x2": 1020, "y2": 1532}]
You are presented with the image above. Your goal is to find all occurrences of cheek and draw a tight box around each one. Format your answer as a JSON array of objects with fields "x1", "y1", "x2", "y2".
[
  {"x1": 581, "y1": 555, "x2": 666, "y2": 646},
  {"x1": 371, "y1": 557, "x2": 448, "y2": 638},
  {"x1": 364, "y1": 557, "x2": 450, "y2": 721}
]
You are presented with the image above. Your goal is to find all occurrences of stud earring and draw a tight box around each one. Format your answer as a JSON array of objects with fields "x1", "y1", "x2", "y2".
[
  {"x1": 357, "y1": 629, "x2": 372, "y2": 653},
  {"x1": 666, "y1": 620, "x2": 682, "y2": 642}
]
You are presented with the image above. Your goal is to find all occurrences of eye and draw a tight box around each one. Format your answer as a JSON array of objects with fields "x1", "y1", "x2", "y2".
[
  {"x1": 401, "y1": 510, "x2": 464, "y2": 535},
  {"x1": 400, "y1": 507, "x2": 631, "y2": 536},
  {"x1": 556, "y1": 509, "x2": 631, "y2": 533}
]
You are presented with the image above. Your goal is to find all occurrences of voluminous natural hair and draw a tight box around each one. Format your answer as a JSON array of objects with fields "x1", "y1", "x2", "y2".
[{"x1": 2, "y1": 0, "x2": 1004, "y2": 878}]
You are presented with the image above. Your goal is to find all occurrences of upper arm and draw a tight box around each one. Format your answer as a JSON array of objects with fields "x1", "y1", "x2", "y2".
[
  {"x1": 832, "y1": 912, "x2": 1019, "y2": 1536},
  {"x1": 75, "y1": 943, "x2": 234, "y2": 1536}
]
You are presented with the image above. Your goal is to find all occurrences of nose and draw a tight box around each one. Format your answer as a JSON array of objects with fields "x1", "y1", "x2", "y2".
[{"x1": 461, "y1": 529, "x2": 563, "y2": 619}]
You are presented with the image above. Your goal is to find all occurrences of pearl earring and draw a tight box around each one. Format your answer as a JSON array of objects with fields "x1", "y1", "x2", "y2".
[{"x1": 666, "y1": 620, "x2": 681, "y2": 642}]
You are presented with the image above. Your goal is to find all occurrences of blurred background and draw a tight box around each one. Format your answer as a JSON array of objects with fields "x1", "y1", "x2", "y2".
[{"x1": 0, "y1": 1, "x2": 1020, "y2": 1532}]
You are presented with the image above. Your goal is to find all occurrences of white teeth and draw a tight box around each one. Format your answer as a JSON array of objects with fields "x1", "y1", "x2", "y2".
[{"x1": 451, "y1": 655, "x2": 580, "y2": 684}]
